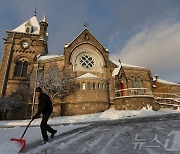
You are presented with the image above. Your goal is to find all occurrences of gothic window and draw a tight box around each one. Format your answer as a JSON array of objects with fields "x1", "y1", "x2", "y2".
[
  {"x1": 14, "y1": 60, "x2": 29, "y2": 77},
  {"x1": 79, "y1": 54, "x2": 95, "y2": 69},
  {"x1": 87, "y1": 82, "x2": 91, "y2": 90},
  {"x1": 130, "y1": 76, "x2": 136, "y2": 88},
  {"x1": 137, "y1": 76, "x2": 143, "y2": 88},
  {"x1": 15, "y1": 61, "x2": 22, "y2": 77}
]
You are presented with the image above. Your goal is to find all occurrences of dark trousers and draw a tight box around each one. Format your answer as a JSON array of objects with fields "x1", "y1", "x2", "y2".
[{"x1": 40, "y1": 113, "x2": 55, "y2": 141}]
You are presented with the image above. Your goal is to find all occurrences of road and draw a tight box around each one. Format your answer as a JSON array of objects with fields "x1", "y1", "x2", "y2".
[{"x1": 23, "y1": 113, "x2": 180, "y2": 154}]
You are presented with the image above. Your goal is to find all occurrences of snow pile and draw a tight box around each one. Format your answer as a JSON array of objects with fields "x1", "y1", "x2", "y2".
[
  {"x1": 98, "y1": 106, "x2": 168, "y2": 120},
  {"x1": 0, "y1": 107, "x2": 180, "y2": 153},
  {"x1": 0, "y1": 141, "x2": 21, "y2": 154},
  {"x1": 1, "y1": 107, "x2": 180, "y2": 127}
]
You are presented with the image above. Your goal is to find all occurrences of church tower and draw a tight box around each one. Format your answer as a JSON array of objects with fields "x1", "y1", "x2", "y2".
[{"x1": 0, "y1": 15, "x2": 48, "y2": 119}]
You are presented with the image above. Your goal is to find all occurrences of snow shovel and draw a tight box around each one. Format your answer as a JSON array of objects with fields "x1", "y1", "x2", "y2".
[{"x1": 10, "y1": 119, "x2": 33, "y2": 153}]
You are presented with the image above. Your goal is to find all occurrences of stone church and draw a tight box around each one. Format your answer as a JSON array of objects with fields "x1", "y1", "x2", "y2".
[{"x1": 0, "y1": 15, "x2": 180, "y2": 120}]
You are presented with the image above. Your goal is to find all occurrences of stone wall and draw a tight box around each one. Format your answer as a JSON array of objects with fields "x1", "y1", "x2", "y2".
[
  {"x1": 61, "y1": 101, "x2": 108, "y2": 116},
  {"x1": 114, "y1": 96, "x2": 155, "y2": 110},
  {"x1": 156, "y1": 82, "x2": 180, "y2": 94},
  {"x1": 62, "y1": 77, "x2": 110, "y2": 115}
]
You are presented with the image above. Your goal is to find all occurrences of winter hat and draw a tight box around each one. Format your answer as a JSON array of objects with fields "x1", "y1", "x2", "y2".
[{"x1": 35, "y1": 87, "x2": 42, "y2": 92}]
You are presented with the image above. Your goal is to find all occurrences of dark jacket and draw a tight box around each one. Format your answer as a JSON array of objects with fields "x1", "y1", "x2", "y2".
[{"x1": 34, "y1": 92, "x2": 53, "y2": 119}]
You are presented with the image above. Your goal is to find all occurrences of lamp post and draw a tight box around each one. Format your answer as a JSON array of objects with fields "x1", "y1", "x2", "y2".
[
  {"x1": 106, "y1": 80, "x2": 111, "y2": 109},
  {"x1": 31, "y1": 54, "x2": 41, "y2": 118}
]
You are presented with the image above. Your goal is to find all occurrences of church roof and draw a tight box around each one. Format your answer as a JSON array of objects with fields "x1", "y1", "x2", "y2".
[
  {"x1": 112, "y1": 66, "x2": 121, "y2": 77},
  {"x1": 64, "y1": 28, "x2": 108, "y2": 52},
  {"x1": 76, "y1": 73, "x2": 100, "y2": 79},
  {"x1": 112, "y1": 61, "x2": 146, "y2": 69},
  {"x1": 112, "y1": 61, "x2": 147, "y2": 77},
  {"x1": 12, "y1": 16, "x2": 40, "y2": 34},
  {"x1": 155, "y1": 78, "x2": 179, "y2": 85},
  {"x1": 37, "y1": 55, "x2": 62, "y2": 60}
]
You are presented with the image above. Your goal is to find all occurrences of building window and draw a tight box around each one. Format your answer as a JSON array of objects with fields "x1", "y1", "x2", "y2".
[
  {"x1": 130, "y1": 76, "x2": 136, "y2": 88},
  {"x1": 137, "y1": 76, "x2": 143, "y2": 88},
  {"x1": 93, "y1": 82, "x2": 96, "y2": 89},
  {"x1": 79, "y1": 54, "x2": 95, "y2": 69},
  {"x1": 76, "y1": 83, "x2": 80, "y2": 89},
  {"x1": 98, "y1": 83, "x2": 101, "y2": 89},
  {"x1": 14, "y1": 60, "x2": 29, "y2": 77},
  {"x1": 26, "y1": 27, "x2": 31, "y2": 33},
  {"x1": 102, "y1": 83, "x2": 104, "y2": 89},
  {"x1": 87, "y1": 82, "x2": 91, "y2": 90},
  {"x1": 25, "y1": 20, "x2": 33, "y2": 33},
  {"x1": 82, "y1": 82, "x2": 86, "y2": 90}
]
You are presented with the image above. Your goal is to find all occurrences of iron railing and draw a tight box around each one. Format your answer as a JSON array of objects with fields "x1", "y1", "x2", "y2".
[
  {"x1": 114, "y1": 88, "x2": 180, "y2": 106},
  {"x1": 114, "y1": 88, "x2": 153, "y2": 98}
]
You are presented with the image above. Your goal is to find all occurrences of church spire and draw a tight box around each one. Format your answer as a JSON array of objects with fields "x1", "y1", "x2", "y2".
[
  {"x1": 41, "y1": 15, "x2": 47, "y2": 23},
  {"x1": 39, "y1": 15, "x2": 48, "y2": 40}
]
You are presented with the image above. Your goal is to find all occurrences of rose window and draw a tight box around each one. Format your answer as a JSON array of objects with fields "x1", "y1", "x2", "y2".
[{"x1": 79, "y1": 54, "x2": 95, "y2": 69}]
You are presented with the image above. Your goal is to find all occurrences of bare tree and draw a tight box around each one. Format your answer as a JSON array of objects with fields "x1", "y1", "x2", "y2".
[
  {"x1": 36, "y1": 67, "x2": 76, "y2": 101},
  {"x1": 0, "y1": 97, "x2": 22, "y2": 120}
]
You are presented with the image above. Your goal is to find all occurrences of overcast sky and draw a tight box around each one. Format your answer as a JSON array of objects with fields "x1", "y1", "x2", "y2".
[{"x1": 0, "y1": 0, "x2": 180, "y2": 83}]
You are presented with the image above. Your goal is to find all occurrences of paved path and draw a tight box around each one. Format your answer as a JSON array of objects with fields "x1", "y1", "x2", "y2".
[{"x1": 23, "y1": 113, "x2": 180, "y2": 154}]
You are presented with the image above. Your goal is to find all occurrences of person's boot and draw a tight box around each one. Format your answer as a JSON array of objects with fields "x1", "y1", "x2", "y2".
[
  {"x1": 42, "y1": 139, "x2": 49, "y2": 144},
  {"x1": 51, "y1": 130, "x2": 57, "y2": 138}
]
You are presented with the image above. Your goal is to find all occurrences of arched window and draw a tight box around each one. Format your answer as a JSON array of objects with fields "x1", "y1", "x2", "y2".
[
  {"x1": 87, "y1": 82, "x2": 91, "y2": 90},
  {"x1": 130, "y1": 76, "x2": 136, "y2": 88},
  {"x1": 14, "y1": 59, "x2": 29, "y2": 77},
  {"x1": 76, "y1": 83, "x2": 80, "y2": 89},
  {"x1": 102, "y1": 83, "x2": 104, "y2": 89},
  {"x1": 25, "y1": 20, "x2": 33, "y2": 33},
  {"x1": 98, "y1": 83, "x2": 101, "y2": 89},
  {"x1": 26, "y1": 27, "x2": 31, "y2": 33},
  {"x1": 137, "y1": 76, "x2": 143, "y2": 88},
  {"x1": 22, "y1": 61, "x2": 28, "y2": 77},
  {"x1": 82, "y1": 82, "x2": 86, "y2": 90},
  {"x1": 93, "y1": 82, "x2": 96, "y2": 89},
  {"x1": 14, "y1": 61, "x2": 23, "y2": 77}
]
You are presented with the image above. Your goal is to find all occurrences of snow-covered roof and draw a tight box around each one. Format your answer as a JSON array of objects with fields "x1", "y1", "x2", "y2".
[
  {"x1": 112, "y1": 66, "x2": 121, "y2": 77},
  {"x1": 122, "y1": 63, "x2": 146, "y2": 69},
  {"x1": 37, "y1": 55, "x2": 62, "y2": 60},
  {"x1": 77, "y1": 73, "x2": 100, "y2": 79},
  {"x1": 112, "y1": 61, "x2": 147, "y2": 77},
  {"x1": 112, "y1": 61, "x2": 146, "y2": 69},
  {"x1": 157, "y1": 79, "x2": 179, "y2": 85},
  {"x1": 12, "y1": 16, "x2": 40, "y2": 34}
]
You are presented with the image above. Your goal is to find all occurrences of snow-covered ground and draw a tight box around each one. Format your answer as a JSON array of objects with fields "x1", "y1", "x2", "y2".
[{"x1": 0, "y1": 107, "x2": 180, "y2": 154}]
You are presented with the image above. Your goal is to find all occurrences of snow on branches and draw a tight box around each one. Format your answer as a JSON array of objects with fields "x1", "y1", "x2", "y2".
[
  {"x1": 0, "y1": 97, "x2": 23, "y2": 120},
  {"x1": 36, "y1": 67, "x2": 76, "y2": 101}
]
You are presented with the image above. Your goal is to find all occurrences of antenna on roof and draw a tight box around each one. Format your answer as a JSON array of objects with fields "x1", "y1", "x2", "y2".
[{"x1": 34, "y1": 7, "x2": 37, "y2": 16}]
